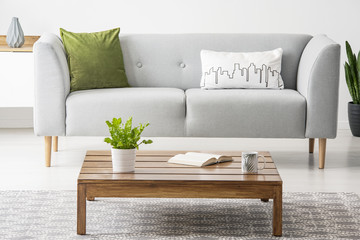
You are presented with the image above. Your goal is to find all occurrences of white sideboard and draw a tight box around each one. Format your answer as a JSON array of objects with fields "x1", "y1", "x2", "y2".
[
  {"x1": 0, "y1": 52, "x2": 34, "y2": 107},
  {"x1": 0, "y1": 35, "x2": 39, "y2": 127}
]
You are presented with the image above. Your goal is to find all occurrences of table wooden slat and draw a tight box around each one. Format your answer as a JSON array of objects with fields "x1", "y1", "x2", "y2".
[
  {"x1": 86, "y1": 150, "x2": 271, "y2": 157},
  {"x1": 80, "y1": 167, "x2": 279, "y2": 175},
  {"x1": 79, "y1": 173, "x2": 282, "y2": 182},
  {"x1": 81, "y1": 161, "x2": 276, "y2": 169},
  {"x1": 84, "y1": 156, "x2": 274, "y2": 163}
]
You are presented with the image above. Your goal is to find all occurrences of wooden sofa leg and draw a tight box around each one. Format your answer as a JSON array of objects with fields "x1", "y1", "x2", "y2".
[
  {"x1": 309, "y1": 138, "x2": 314, "y2": 153},
  {"x1": 319, "y1": 138, "x2": 327, "y2": 169},
  {"x1": 45, "y1": 136, "x2": 52, "y2": 167},
  {"x1": 53, "y1": 136, "x2": 58, "y2": 152}
]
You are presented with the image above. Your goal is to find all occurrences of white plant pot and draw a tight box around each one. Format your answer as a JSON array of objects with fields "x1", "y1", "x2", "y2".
[{"x1": 111, "y1": 148, "x2": 136, "y2": 173}]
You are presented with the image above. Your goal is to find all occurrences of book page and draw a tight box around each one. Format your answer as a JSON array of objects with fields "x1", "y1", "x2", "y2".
[
  {"x1": 168, "y1": 152, "x2": 232, "y2": 167},
  {"x1": 185, "y1": 152, "x2": 222, "y2": 160},
  {"x1": 168, "y1": 154, "x2": 208, "y2": 167},
  {"x1": 185, "y1": 152, "x2": 232, "y2": 162}
]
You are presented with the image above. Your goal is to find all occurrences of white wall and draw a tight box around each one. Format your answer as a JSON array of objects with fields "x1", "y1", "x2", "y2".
[{"x1": 0, "y1": 0, "x2": 357, "y2": 129}]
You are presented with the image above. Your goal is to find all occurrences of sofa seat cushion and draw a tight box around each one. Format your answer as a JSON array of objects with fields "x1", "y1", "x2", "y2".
[
  {"x1": 186, "y1": 89, "x2": 306, "y2": 138},
  {"x1": 66, "y1": 88, "x2": 185, "y2": 136}
]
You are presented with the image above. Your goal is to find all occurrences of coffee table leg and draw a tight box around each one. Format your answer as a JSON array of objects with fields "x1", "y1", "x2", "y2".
[
  {"x1": 77, "y1": 184, "x2": 86, "y2": 235},
  {"x1": 87, "y1": 196, "x2": 95, "y2": 201},
  {"x1": 273, "y1": 185, "x2": 282, "y2": 236}
]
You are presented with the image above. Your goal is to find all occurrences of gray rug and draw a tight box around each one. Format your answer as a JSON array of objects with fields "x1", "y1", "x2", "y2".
[{"x1": 0, "y1": 191, "x2": 359, "y2": 240}]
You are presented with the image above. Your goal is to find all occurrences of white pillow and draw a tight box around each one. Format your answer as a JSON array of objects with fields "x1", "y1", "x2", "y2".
[{"x1": 200, "y1": 49, "x2": 284, "y2": 89}]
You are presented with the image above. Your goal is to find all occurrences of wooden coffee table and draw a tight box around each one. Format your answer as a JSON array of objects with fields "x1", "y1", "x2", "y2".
[{"x1": 77, "y1": 150, "x2": 282, "y2": 236}]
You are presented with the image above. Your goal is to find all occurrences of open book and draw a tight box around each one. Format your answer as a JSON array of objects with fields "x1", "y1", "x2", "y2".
[{"x1": 168, "y1": 152, "x2": 233, "y2": 167}]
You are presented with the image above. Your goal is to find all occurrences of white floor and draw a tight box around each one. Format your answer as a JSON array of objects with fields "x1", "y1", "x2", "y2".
[{"x1": 0, "y1": 128, "x2": 359, "y2": 193}]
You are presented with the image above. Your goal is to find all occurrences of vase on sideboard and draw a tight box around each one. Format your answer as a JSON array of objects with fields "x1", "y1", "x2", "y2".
[{"x1": 6, "y1": 17, "x2": 25, "y2": 48}]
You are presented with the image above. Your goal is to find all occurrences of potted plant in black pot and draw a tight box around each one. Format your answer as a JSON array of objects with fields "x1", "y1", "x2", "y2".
[
  {"x1": 104, "y1": 117, "x2": 153, "y2": 172},
  {"x1": 345, "y1": 41, "x2": 360, "y2": 137}
]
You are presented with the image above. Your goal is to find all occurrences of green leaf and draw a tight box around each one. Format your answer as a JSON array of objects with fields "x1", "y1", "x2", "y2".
[
  {"x1": 143, "y1": 139, "x2": 153, "y2": 144},
  {"x1": 357, "y1": 51, "x2": 360, "y2": 104},
  {"x1": 116, "y1": 141, "x2": 124, "y2": 148},
  {"x1": 104, "y1": 117, "x2": 152, "y2": 149},
  {"x1": 345, "y1": 63, "x2": 357, "y2": 104},
  {"x1": 350, "y1": 61, "x2": 359, "y2": 101},
  {"x1": 345, "y1": 41, "x2": 360, "y2": 104},
  {"x1": 346, "y1": 41, "x2": 354, "y2": 66},
  {"x1": 125, "y1": 117, "x2": 132, "y2": 133}
]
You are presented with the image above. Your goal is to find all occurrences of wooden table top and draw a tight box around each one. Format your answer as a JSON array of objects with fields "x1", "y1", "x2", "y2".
[{"x1": 78, "y1": 150, "x2": 282, "y2": 184}]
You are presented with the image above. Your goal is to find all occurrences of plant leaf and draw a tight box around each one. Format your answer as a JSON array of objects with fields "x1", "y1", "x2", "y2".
[
  {"x1": 104, "y1": 117, "x2": 152, "y2": 149},
  {"x1": 345, "y1": 63, "x2": 357, "y2": 103},
  {"x1": 345, "y1": 41, "x2": 360, "y2": 104},
  {"x1": 346, "y1": 41, "x2": 354, "y2": 66},
  {"x1": 143, "y1": 139, "x2": 153, "y2": 144}
]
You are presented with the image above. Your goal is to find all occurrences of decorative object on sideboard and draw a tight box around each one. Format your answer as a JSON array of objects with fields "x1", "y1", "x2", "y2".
[
  {"x1": 345, "y1": 41, "x2": 360, "y2": 137},
  {"x1": 104, "y1": 117, "x2": 152, "y2": 173},
  {"x1": 6, "y1": 17, "x2": 25, "y2": 48}
]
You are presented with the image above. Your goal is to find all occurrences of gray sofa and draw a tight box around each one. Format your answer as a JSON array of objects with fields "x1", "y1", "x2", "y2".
[{"x1": 34, "y1": 33, "x2": 340, "y2": 168}]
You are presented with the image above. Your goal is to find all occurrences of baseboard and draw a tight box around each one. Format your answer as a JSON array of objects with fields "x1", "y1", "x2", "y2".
[{"x1": 0, "y1": 107, "x2": 33, "y2": 128}]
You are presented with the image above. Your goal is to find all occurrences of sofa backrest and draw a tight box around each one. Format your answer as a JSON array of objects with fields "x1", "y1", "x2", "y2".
[{"x1": 120, "y1": 34, "x2": 312, "y2": 90}]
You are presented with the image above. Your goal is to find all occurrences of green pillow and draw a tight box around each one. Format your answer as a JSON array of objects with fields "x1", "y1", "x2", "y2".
[{"x1": 60, "y1": 28, "x2": 129, "y2": 92}]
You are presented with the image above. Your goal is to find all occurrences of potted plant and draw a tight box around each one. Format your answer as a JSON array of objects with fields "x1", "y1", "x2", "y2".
[
  {"x1": 345, "y1": 41, "x2": 360, "y2": 137},
  {"x1": 104, "y1": 117, "x2": 153, "y2": 172}
]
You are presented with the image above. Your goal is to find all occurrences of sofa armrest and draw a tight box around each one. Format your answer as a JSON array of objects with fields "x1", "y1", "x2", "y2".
[
  {"x1": 34, "y1": 33, "x2": 70, "y2": 136},
  {"x1": 297, "y1": 35, "x2": 340, "y2": 139}
]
